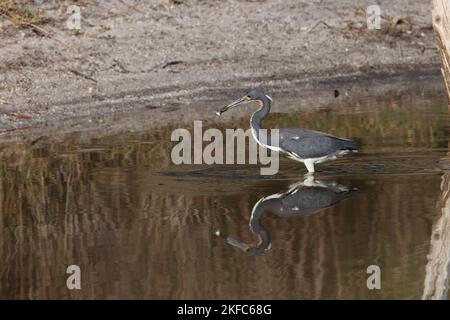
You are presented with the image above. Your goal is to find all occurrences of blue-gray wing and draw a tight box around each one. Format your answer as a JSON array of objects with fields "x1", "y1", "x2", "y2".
[
  {"x1": 279, "y1": 128, "x2": 357, "y2": 159},
  {"x1": 280, "y1": 186, "x2": 355, "y2": 216}
]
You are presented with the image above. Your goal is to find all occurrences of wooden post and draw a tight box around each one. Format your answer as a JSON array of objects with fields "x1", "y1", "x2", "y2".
[
  {"x1": 432, "y1": 0, "x2": 450, "y2": 99},
  {"x1": 422, "y1": 172, "x2": 450, "y2": 300},
  {"x1": 425, "y1": 3, "x2": 450, "y2": 298}
]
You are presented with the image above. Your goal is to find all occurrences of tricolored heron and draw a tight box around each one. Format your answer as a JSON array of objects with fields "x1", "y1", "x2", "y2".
[
  {"x1": 216, "y1": 88, "x2": 358, "y2": 173},
  {"x1": 217, "y1": 177, "x2": 357, "y2": 255}
]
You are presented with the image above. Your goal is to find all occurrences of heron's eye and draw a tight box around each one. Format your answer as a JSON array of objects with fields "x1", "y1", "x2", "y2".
[{"x1": 245, "y1": 95, "x2": 251, "y2": 100}]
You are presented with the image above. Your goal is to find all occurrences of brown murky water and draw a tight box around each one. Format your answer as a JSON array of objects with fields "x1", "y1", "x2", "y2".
[{"x1": 0, "y1": 92, "x2": 449, "y2": 299}]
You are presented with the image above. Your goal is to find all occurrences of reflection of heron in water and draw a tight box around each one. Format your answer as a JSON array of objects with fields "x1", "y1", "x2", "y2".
[{"x1": 217, "y1": 177, "x2": 357, "y2": 256}]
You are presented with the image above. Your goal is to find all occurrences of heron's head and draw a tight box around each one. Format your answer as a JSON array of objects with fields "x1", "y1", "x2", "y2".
[{"x1": 216, "y1": 88, "x2": 272, "y2": 116}]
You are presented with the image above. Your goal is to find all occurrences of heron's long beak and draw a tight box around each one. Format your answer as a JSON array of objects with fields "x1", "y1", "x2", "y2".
[{"x1": 216, "y1": 97, "x2": 249, "y2": 116}]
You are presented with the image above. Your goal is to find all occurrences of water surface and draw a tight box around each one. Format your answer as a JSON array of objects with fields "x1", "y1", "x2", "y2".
[{"x1": 0, "y1": 92, "x2": 449, "y2": 299}]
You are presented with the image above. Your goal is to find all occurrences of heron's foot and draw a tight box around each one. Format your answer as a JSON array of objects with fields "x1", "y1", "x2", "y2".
[
  {"x1": 304, "y1": 170, "x2": 315, "y2": 176},
  {"x1": 303, "y1": 175, "x2": 332, "y2": 188},
  {"x1": 303, "y1": 174, "x2": 316, "y2": 186},
  {"x1": 303, "y1": 159, "x2": 316, "y2": 174}
]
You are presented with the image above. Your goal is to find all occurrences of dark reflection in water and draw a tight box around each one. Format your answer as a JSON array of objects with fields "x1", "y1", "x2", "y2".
[
  {"x1": 220, "y1": 178, "x2": 357, "y2": 256},
  {"x1": 0, "y1": 93, "x2": 449, "y2": 299}
]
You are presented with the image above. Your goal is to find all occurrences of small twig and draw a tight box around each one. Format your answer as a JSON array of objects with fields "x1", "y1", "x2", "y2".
[
  {"x1": 0, "y1": 98, "x2": 10, "y2": 105},
  {"x1": 145, "y1": 60, "x2": 184, "y2": 73},
  {"x1": 307, "y1": 20, "x2": 332, "y2": 33},
  {"x1": 161, "y1": 60, "x2": 183, "y2": 69},
  {"x1": 24, "y1": 22, "x2": 50, "y2": 37},
  {"x1": 113, "y1": 59, "x2": 130, "y2": 73},
  {"x1": 30, "y1": 136, "x2": 45, "y2": 146},
  {"x1": 398, "y1": 44, "x2": 404, "y2": 57},
  {"x1": 69, "y1": 69, "x2": 98, "y2": 83}
]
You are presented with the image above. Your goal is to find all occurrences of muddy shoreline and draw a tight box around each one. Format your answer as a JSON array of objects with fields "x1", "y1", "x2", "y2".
[
  {"x1": 0, "y1": 68, "x2": 445, "y2": 146},
  {"x1": 0, "y1": 0, "x2": 445, "y2": 142}
]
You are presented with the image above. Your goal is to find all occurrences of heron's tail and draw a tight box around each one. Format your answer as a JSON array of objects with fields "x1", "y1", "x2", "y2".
[{"x1": 339, "y1": 138, "x2": 358, "y2": 151}]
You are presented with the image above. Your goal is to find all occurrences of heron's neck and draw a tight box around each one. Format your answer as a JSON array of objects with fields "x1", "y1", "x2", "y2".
[
  {"x1": 250, "y1": 96, "x2": 271, "y2": 143},
  {"x1": 224, "y1": 196, "x2": 279, "y2": 255},
  {"x1": 244, "y1": 198, "x2": 272, "y2": 254}
]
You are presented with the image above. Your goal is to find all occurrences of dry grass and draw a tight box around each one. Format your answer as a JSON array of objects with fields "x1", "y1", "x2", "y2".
[
  {"x1": 0, "y1": 0, "x2": 84, "y2": 52},
  {"x1": 0, "y1": 0, "x2": 47, "y2": 27},
  {"x1": 0, "y1": 0, "x2": 50, "y2": 37}
]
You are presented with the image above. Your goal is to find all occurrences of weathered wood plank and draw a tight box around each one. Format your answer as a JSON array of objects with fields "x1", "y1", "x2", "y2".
[{"x1": 433, "y1": 0, "x2": 450, "y2": 99}]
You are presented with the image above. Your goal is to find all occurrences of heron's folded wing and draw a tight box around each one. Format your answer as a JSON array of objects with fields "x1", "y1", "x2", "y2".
[{"x1": 280, "y1": 135, "x2": 347, "y2": 159}]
